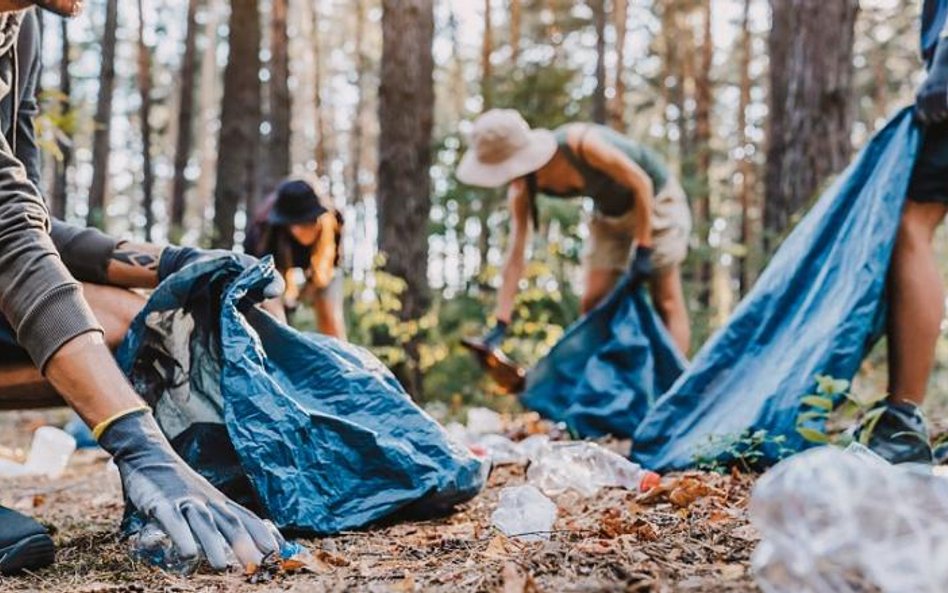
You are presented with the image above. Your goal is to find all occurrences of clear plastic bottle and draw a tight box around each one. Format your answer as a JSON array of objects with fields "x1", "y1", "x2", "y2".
[{"x1": 527, "y1": 442, "x2": 660, "y2": 497}]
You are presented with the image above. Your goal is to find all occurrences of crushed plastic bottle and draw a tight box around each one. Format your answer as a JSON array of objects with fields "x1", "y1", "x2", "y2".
[
  {"x1": 751, "y1": 445, "x2": 948, "y2": 593},
  {"x1": 474, "y1": 434, "x2": 525, "y2": 465},
  {"x1": 466, "y1": 407, "x2": 505, "y2": 435},
  {"x1": 527, "y1": 442, "x2": 660, "y2": 497},
  {"x1": 129, "y1": 521, "x2": 205, "y2": 574},
  {"x1": 490, "y1": 485, "x2": 557, "y2": 541},
  {"x1": 0, "y1": 426, "x2": 77, "y2": 479}
]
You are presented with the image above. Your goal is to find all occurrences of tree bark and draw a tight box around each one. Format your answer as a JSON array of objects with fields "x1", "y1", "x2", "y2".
[
  {"x1": 481, "y1": 0, "x2": 493, "y2": 110},
  {"x1": 509, "y1": 0, "x2": 521, "y2": 64},
  {"x1": 87, "y1": 0, "x2": 119, "y2": 230},
  {"x1": 50, "y1": 18, "x2": 71, "y2": 220},
  {"x1": 212, "y1": 0, "x2": 262, "y2": 248},
  {"x1": 170, "y1": 0, "x2": 201, "y2": 241},
  {"x1": 609, "y1": 0, "x2": 628, "y2": 131},
  {"x1": 137, "y1": 0, "x2": 155, "y2": 241},
  {"x1": 737, "y1": 0, "x2": 754, "y2": 296},
  {"x1": 348, "y1": 0, "x2": 367, "y2": 206},
  {"x1": 265, "y1": 0, "x2": 292, "y2": 197},
  {"x1": 694, "y1": 0, "x2": 713, "y2": 306},
  {"x1": 312, "y1": 0, "x2": 331, "y2": 193},
  {"x1": 764, "y1": 0, "x2": 857, "y2": 247},
  {"x1": 591, "y1": 0, "x2": 607, "y2": 124},
  {"x1": 378, "y1": 0, "x2": 434, "y2": 395},
  {"x1": 196, "y1": 0, "x2": 223, "y2": 241}
]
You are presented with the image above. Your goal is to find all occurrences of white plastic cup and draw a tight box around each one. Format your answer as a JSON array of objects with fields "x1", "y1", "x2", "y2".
[{"x1": 23, "y1": 426, "x2": 77, "y2": 479}]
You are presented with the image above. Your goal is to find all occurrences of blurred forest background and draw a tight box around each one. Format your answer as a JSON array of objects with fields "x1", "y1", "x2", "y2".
[{"x1": 35, "y1": 0, "x2": 942, "y2": 408}]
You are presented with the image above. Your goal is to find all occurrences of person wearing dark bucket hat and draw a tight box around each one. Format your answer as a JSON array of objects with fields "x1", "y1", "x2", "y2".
[
  {"x1": 457, "y1": 109, "x2": 692, "y2": 384},
  {"x1": 245, "y1": 179, "x2": 347, "y2": 339},
  {"x1": 0, "y1": 4, "x2": 287, "y2": 577}
]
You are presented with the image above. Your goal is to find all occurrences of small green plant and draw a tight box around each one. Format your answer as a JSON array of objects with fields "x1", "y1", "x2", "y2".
[
  {"x1": 693, "y1": 429, "x2": 795, "y2": 474},
  {"x1": 795, "y1": 374, "x2": 886, "y2": 447}
]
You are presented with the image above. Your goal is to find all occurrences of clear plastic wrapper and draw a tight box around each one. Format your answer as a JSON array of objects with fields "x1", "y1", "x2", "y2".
[
  {"x1": 490, "y1": 485, "x2": 557, "y2": 541},
  {"x1": 526, "y1": 442, "x2": 659, "y2": 497},
  {"x1": 751, "y1": 445, "x2": 948, "y2": 593}
]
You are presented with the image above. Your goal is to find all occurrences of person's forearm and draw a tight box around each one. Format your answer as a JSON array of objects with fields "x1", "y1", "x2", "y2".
[
  {"x1": 495, "y1": 255, "x2": 525, "y2": 324},
  {"x1": 634, "y1": 197, "x2": 653, "y2": 247},
  {"x1": 104, "y1": 241, "x2": 162, "y2": 288},
  {"x1": 43, "y1": 332, "x2": 146, "y2": 427}
]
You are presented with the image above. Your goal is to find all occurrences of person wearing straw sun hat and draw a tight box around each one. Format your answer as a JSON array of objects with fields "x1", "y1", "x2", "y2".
[{"x1": 458, "y1": 109, "x2": 692, "y2": 361}]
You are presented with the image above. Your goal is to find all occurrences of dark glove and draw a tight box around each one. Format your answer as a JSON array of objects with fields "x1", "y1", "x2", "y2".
[
  {"x1": 466, "y1": 320, "x2": 508, "y2": 353},
  {"x1": 917, "y1": 37, "x2": 948, "y2": 124},
  {"x1": 628, "y1": 245, "x2": 655, "y2": 286},
  {"x1": 98, "y1": 409, "x2": 284, "y2": 570},
  {"x1": 158, "y1": 246, "x2": 284, "y2": 299}
]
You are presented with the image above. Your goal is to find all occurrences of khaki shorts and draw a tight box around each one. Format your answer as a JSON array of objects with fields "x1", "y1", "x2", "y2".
[{"x1": 584, "y1": 178, "x2": 692, "y2": 272}]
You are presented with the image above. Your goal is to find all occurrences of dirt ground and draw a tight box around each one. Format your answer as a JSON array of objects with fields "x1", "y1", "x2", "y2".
[{"x1": 0, "y1": 410, "x2": 761, "y2": 593}]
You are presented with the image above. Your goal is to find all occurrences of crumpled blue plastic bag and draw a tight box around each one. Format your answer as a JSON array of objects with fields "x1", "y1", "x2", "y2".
[
  {"x1": 632, "y1": 108, "x2": 921, "y2": 471},
  {"x1": 116, "y1": 256, "x2": 485, "y2": 535},
  {"x1": 520, "y1": 276, "x2": 687, "y2": 438}
]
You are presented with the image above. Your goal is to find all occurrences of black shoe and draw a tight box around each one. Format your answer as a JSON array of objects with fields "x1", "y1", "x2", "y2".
[
  {"x1": 0, "y1": 506, "x2": 55, "y2": 575},
  {"x1": 853, "y1": 401, "x2": 933, "y2": 465}
]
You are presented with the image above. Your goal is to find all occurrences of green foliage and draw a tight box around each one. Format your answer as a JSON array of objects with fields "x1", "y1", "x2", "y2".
[
  {"x1": 794, "y1": 374, "x2": 886, "y2": 447},
  {"x1": 693, "y1": 429, "x2": 794, "y2": 474}
]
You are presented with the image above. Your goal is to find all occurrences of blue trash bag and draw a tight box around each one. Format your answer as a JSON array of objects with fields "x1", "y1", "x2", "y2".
[
  {"x1": 115, "y1": 256, "x2": 486, "y2": 535},
  {"x1": 520, "y1": 275, "x2": 687, "y2": 438},
  {"x1": 632, "y1": 108, "x2": 921, "y2": 472}
]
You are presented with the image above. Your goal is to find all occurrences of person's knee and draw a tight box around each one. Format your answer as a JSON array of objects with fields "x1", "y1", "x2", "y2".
[
  {"x1": 81, "y1": 283, "x2": 146, "y2": 348},
  {"x1": 897, "y1": 202, "x2": 947, "y2": 249}
]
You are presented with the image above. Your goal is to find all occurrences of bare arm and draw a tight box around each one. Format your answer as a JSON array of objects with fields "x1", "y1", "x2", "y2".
[
  {"x1": 571, "y1": 128, "x2": 654, "y2": 247},
  {"x1": 494, "y1": 179, "x2": 532, "y2": 324}
]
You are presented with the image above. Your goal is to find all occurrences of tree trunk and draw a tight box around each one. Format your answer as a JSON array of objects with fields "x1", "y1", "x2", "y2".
[
  {"x1": 378, "y1": 0, "x2": 434, "y2": 395},
  {"x1": 264, "y1": 0, "x2": 291, "y2": 197},
  {"x1": 609, "y1": 0, "x2": 628, "y2": 131},
  {"x1": 137, "y1": 0, "x2": 155, "y2": 241},
  {"x1": 348, "y1": 0, "x2": 367, "y2": 206},
  {"x1": 197, "y1": 0, "x2": 223, "y2": 241},
  {"x1": 50, "y1": 18, "x2": 71, "y2": 220},
  {"x1": 481, "y1": 0, "x2": 493, "y2": 110},
  {"x1": 170, "y1": 0, "x2": 200, "y2": 242},
  {"x1": 693, "y1": 0, "x2": 713, "y2": 306},
  {"x1": 737, "y1": 0, "x2": 754, "y2": 296},
  {"x1": 87, "y1": 0, "x2": 119, "y2": 230},
  {"x1": 509, "y1": 0, "x2": 521, "y2": 64},
  {"x1": 764, "y1": 0, "x2": 857, "y2": 247},
  {"x1": 591, "y1": 0, "x2": 607, "y2": 124},
  {"x1": 212, "y1": 0, "x2": 262, "y2": 249},
  {"x1": 312, "y1": 0, "x2": 331, "y2": 193}
]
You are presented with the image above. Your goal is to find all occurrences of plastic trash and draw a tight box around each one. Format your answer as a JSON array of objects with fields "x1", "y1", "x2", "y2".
[
  {"x1": 0, "y1": 426, "x2": 76, "y2": 479},
  {"x1": 129, "y1": 521, "x2": 204, "y2": 574},
  {"x1": 64, "y1": 414, "x2": 98, "y2": 449},
  {"x1": 634, "y1": 108, "x2": 922, "y2": 471},
  {"x1": 751, "y1": 445, "x2": 948, "y2": 593},
  {"x1": 466, "y1": 407, "x2": 505, "y2": 435},
  {"x1": 490, "y1": 485, "x2": 557, "y2": 541},
  {"x1": 474, "y1": 434, "x2": 525, "y2": 465},
  {"x1": 527, "y1": 442, "x2": 660, "y2": 497},
  {"x1": 115, "y1": 257, "x2": 485, "y2": 536}
]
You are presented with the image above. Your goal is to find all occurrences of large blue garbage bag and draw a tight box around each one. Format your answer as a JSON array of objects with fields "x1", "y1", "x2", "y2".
[
  {"x1": 520, "y1": 276, "x2": 687, "y2": 438},
  {"x1": 632, "y1": 108, "x2": 921, "y2": 471},
  {"x1": 116, "y1": 257, "x2": 485, "y2": 535}
]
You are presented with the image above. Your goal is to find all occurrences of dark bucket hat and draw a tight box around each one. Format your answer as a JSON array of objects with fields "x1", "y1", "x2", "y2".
[{"x1": 268, "y1": 179, "x2": 328, "y2": 226}]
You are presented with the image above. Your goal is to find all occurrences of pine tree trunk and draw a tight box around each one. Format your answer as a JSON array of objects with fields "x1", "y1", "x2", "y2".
[
  {"x1": 196, "y1": 0, "x2": 223, "y2": 240},
  {"x1": 312, "y1": 0, "x2": 331, "y2": 193},
  {"x1": 348, "y1": 0, "x2": 367, "y2": 206},
  {"x1": 591, "y1": 0, "x2": 607, "y2": 124},
  {"x1": 481, "y1": 0, "x2": 493, "y2": 110},
  {"x1": 764, "y1": 0, "x2": 857, "y2": 247},
  {"x1": 378, "y1": 0, "x2": 434, "y2": 396},
  {"x1": 87, "y1": 0, "x2": 119, "y2": 230},
  {"x1": 50, "y1": 18, "x2": 71, "y2": 220},
  {"x1": 609, "y1": 0, "x2": 628, "y2": 131},
  {"x1": 212, "y1": 0, "x2": 262, "y2": 248},
  {"x1": 694, "y1": 0, "x2": 713, "y2": 307},
  {"x1": 265, "y1": 0, "x2": 291, "y2": 197},
  {"x1": 737, "y1": 0, "x2": 754, "y2": 296},
  {"x1": 509, "y1": 0, "x2": 521, "y2": 64},
  {"x1": 170, "y1": 0, "x2": 200, "y2": 242},
  {"x1": 137, "y1": 0, "x2": 155, "y2": 241}
]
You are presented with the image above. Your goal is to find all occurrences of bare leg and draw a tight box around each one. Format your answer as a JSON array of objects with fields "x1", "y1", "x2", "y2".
[
  {"x1": 649, "y1": 264, "x2": 691, "y2": 356},
  {"x1": 887, "y1": 201, "x2": 948, "y2": 405},
  {"x1": 582, "y1": 268, "x2": 622, "y2": 314},
  {"x1": 312, "y1": 295, "x2": 343, "y2": 339},
  {"x1": 0, "y1": 283, "x2": 145, "y2": 406}
]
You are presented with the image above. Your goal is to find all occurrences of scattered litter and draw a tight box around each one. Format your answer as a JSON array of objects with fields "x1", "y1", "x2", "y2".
[
  {"x1": 130, "y1": 521, "x2": 204, "y2": 574},
  {"x1": 527, "y1": 442, "x2": 660, "y2": 497},
  {"x1": 0, "y1": 426, "x2": 76, "y2": 479},
  {"x1": 466, "y1": 407, "x2": 505, "y2": 435},
  {"x1": 751, "y1": 444, "x2": 948, "y2": 593},
  {"x1": 475, "y1": 434, "x2": 526, "y2": 465},
  {"x1": 490, "y1": 485, "x2": 557, "y2": 542}
]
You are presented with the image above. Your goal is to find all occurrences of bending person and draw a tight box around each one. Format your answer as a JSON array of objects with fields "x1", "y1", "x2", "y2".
[{"x1": 458, "y1": 109, "x2": 692, "y2": 356}]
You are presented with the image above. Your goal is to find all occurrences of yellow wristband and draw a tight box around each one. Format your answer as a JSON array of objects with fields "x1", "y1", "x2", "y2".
[{"x1": 92, "y1": 405, "x2": 152, "y2": 441}]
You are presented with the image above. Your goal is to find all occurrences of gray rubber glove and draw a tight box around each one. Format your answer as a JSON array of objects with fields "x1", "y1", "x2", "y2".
[
  {"x1": 917, "y1": 37, "x2": 948, "y2": 124},
  {"x1": 157, "y1": 246, "x2": 284, "y2": 299},
  {"x1": 98, "y1": 409, "x2": 283, "y2": 570}
]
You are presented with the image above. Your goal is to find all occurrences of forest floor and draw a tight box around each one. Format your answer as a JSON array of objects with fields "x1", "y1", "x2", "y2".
[{"x1": 0, "y1": 410, "x2": 761, "y2": 593}]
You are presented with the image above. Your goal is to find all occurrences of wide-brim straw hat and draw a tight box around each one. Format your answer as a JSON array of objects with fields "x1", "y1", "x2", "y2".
[{"x1": 457, "y1": 109, "x2": 557, "y2": 188}]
